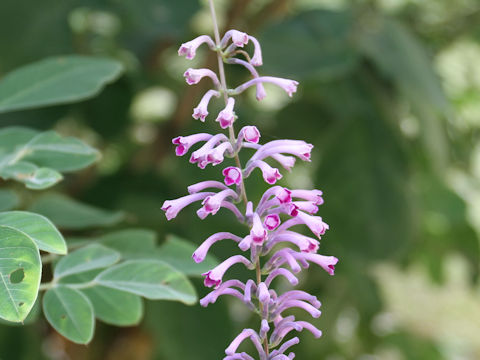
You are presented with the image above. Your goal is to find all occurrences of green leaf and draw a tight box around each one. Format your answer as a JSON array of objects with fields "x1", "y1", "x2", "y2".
[
  {"x1": 20, "y1": 131, "x2": 100, "y2": 172},
  {"x1": 261, "y1": 10, "x2": 358, "y2": 81},
  {"x1": 54, "y1": 244, "x2": 120, "y2": 279},
  {"x1": 42, "y1": 286, "x2": 94, "y2": 344},
  {"x1": 357, "y1": 17, "x2": 450, "y2": 168},
  {"x1": 0, "y1": 211, "x2": 66, "y2": 254},
  {"x1": 28, "y1": 193, "x2": 124, "y2": 229},
  {"x1": 156, "y1": 235, "x2": 218, "y2": 277},
  {"x1": 0, "y1": 189, "x2": 19, "y2": 211},
  {"x1": 0, "y1": 127, "x2": 38, "y2": 157},
  {"x1": 95, "y1": 260, "x2": 197, "y2": 305},
  {"x1": 0, "y1": 56, "x2": 123, "y2": 113},
  {"x1": 81, "y1": 286, "x2": 143, "y2": 326},
  {"x1": 0, "y1": 162, "x2": 63, "y2": 190},
  {"x1": 0, "y1": 225, "x2": 41, "y2": 322},
  {"x1": 99, "y1": 229, "x2": 157, "y2": 257}
]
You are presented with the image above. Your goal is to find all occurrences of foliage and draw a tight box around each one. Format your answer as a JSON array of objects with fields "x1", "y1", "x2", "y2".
[{"x1": 0, "y1": 0, "x2": 479, "y2": 359}]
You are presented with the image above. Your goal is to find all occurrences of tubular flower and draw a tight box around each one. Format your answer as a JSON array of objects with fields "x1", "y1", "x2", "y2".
[{"x1": 161, "y1": 15, "x2": 338, "y2": 360}]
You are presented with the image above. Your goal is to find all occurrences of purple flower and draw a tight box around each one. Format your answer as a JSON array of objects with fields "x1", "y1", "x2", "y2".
[
  {"x1": 250, "y1": 212, "x2": 267, "y2": 245},
  {"x1": 184, "y1": 68, "x2": 220, "y2": 86},
  {"x1": 200, "y1": 188, "x2": 239, "y2": 216},
  {"x1": 221, "y1": 29, "x2": 249, "y2": 48},
  {"x1": 239, "y1": 126, "x2": 260, "y2": 144},
  {"x1": 216, "y1": 97, "x2": 236, "y2": 129},
  {"x1": 223, "y1": 166, "x2": 242, "y2": 186},
  {"x1": 245, "y1": 160, "x2": 282, "y2": 184},
  {"x1": 188, "y1": 180, "x2": 228, "y2": 194},
  {"x1": 172, "y1": 133, "x2": 212, "y2": 156},
  {"x1": 234, "y1": 76, "x2": 298, "y2": 97},
  {"x1": 193, "y1": 232, "x2": 243, "y2": 263},
  {"x1": 161, "y1": 192, "x2": 213, "y2": 220},
  {"x1": 165, "y1": 22, "x2": 338, "y2": 360},
  {"x1": 248, "y1": 35, "x2": 263, "y2": 66},
  {"x1": 202, "y1": 255, "x2": 252, "y2": 288},
  {"x1": 178, "y1": 35, "x2": 215, "y2": 59},
  {"x1": 264, "y1": 214, "x2": 281, "y2": 230},
  {"x1": 193, "y1": 89, "x2": 220, "y2": 121}
]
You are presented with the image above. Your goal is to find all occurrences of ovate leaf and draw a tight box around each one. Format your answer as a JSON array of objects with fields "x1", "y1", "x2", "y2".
[
  {"x1": 0, "y1": 189, "x2": 19, "y2": 211},
  {"x1": 96, "y1": 260, "x2": 197, "y2": 305},
  {"x1": 0, "y1": 211, "x2": 66, "y2": 254},
  {"x1": 29, "y1": 193, "x2": 124, "y2": 229},
  {"x1": 21, "y1": 131, "x2": 100, "y2": 172},
  {"x1": 0, "y1": 56, "x2": 123, "y2": 113},
  {"x1": 0, "y1": 225, "x2": 41, "y2": 322},
  {"x1": 99, "y1": 229, "x2": 157, "y2": 257},
  {"x1": 0, "y1": 127, "x2": 38, "y2": 157},
  {"x1": 0, "y1": 162, "x2": 63, "y2": 190},
  {"x1": 42, "y1": 286, "x2": 94, "y2": 344},
  {"x1": 54, "y1": 244, "x2": 120, "y2": 279},
  {"x1": 82, "y1": 286, "x2": 143, "y2": 326},
  {"x1": 156, "y1": 235, "x2": 218, "y2": 277}
]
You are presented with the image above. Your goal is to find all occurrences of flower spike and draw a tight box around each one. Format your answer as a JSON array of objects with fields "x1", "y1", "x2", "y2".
[{"x1": 163, "y1": 17, "x2": 338, "y2": 360}]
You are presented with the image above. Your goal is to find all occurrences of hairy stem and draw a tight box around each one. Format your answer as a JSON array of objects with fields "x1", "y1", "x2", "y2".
[{"x1": 208, "y1": 0, "x2": 269, "y2": 355}]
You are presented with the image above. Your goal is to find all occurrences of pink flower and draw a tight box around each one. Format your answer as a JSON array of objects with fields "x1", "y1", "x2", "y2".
[
  {"x1": 202, "y1": 255, "x2": 252, "y2": 288},
  {"x1": 251, "y1": 140, "x2": 313, "y2": 163},
  {"x1": 233, "y1": 76, "x2": 298, "y2": 97},
  {"x1": 223, "y1": 166, "x2": 242, "y2": 186},
  {"x1": 245, "y1": 160, "x2": 282, "y2": 184},
  {"x1": 215, "y1": 97, "x2": 236, "y2": 128},
  {"x1": 293, "y1": 252, "x2": 338, "y2": 275},
  {"x1": 161, "y1": 192, "x2": 213, "y2": 220},
  {"x1": 200, "y1": 188, "x2": 239, "y2": 216},
  {"x1": 221, "y1": 30, "x2": 249, "y2": 48},
  {"x1": 264, "y1": 214, "x2": 280, "y2": 230},
  {"x1": 225, "y1": 329, "x2": 264, "y2": 357},
  {"x1": 188, "y1": 180, "x2": 228, "y2": 194},
  {"x1": 276, "y1": 188, "x2": 292, "y2": 204},
  {"x1": 291, "y1": 189, "x2": 324, "y2": 205},
  {"x1": 239, "y1": 126, "x2": 260, "y2": 143},
  {"x1": 193, "y1": 232, "x2": 243, "y2": 263},
  {"x1": 178, "y1": 35, "x2": 215, "y2": 60},
  {"x1": 267, "y1": 231, "x2": 319, "y2": 253},
  {"x1": 192, "y1": 89, "x2": 220, "y2": 121},
  {"x1": 248, "y1": 36, "x2": 263, "y2": 66},
  {"x1": 172, "y1": 133, "x2": 212, "y2": 156},
  {"x1": 184, "y1": 68, "x2": 219, "y2": 86},
  {"x1": 250, "y1": 212, "x2": 267, "y2": 244}
]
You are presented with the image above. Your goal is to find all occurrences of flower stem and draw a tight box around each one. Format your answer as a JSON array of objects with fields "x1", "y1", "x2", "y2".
[{"x1": 208, "y1": 0, "x2": 269, "y2": 355}]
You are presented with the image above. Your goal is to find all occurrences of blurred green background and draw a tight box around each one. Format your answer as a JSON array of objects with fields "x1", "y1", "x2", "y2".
[{"x1": 1, "y1": 0, "x2": 480, "y2": 359}]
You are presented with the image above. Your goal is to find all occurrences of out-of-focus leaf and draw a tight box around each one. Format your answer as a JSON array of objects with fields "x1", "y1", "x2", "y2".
[
  {"x1": 0, "y1": 226, "x2": 41, "y2": 322},
  {"x1": 156, "y1": 235, "x2": 218, "y2": 277},
  {"x1": 42, "y1": 286, "x2": 94, "y2": 344},
  {"x1": 0, "y1": 162, "x2": 63, "y2": 190},
  {"x1": 357, "y1": 17, "x2": 450, "y2": 168},
  {"x1": 0, "y1": 211, "x2": 66, "y2": 254},
  {"x1": 261, "y1": 10, "x2": 359, "y2": 80},
  {"x1": 315, "y1": 99, "x2": 414, "y2": 258},
  {"x1": 99, "y1": 229, "x2": 157, "y2": 257},
  {"x1": 20, "y1": 131, "x2": 100, "y2": 172},
  {"x1": 81, "y1": 286, "x2": 143, "y2": 326},
  {"x1": 0, "y1": 127, "x2": 38, "y2": 157},
  {"x1": 417, "y1": 173, "x2": 479, "y2": 281},
  {"x1": 0, "y1": 190, "x2": 19, "y2": 211},
  {"x1": 95, "y1": 260, "x2": 197, "y2": 305},
  {"x1": 0, "y1": 56, "x2": 123, "y2": 113},
  {"x1": 28, "y1": 193, "x2": 124, "y2": 229},
  {"x1": 54, "y1": 244, "x2": 120, "y2": 279}
]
